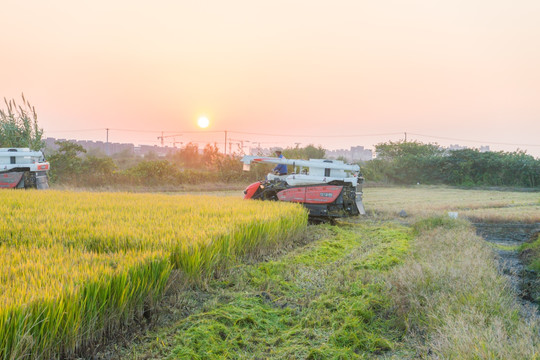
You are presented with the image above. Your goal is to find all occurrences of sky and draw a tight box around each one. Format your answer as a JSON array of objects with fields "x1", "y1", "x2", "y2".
[{"x1": 2, "y1": 0, "x2": 540, "y2": 157}]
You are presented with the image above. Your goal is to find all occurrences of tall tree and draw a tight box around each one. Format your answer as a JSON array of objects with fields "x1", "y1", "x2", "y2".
[
  {"x1": 47, "y1": 141, "x2": 87, "y2": 183},
  {"x1": 283, "y1": 144, "x2": 326, "y2": 159},
  {"x1": 366, "y1": 140, "x2": 445, "y2": 184},
  {"x1": 375, "y1": 140, "x2": 442, "y2": 159}
]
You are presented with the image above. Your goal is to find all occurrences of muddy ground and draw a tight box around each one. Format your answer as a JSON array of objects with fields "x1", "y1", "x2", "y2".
[{"x1": 474, "y1": 223, "x2": 540, "y2": 316}]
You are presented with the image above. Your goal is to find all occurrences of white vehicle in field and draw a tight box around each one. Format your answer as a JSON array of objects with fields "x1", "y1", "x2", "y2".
[
  {"x1": 241, "y1": 156, "x2": 365, "y2": 219},
  {"x1": 0, "y1": 148, "x2": 50, "y2": 189}
]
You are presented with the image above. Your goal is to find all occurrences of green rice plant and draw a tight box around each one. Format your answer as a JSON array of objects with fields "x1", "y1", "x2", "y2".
[
  {"x1": 0, "y1": 190, "x2": 308, "y2": 359},
  {"x1": 0, "y1": 245, "x2": 171, "y2": 359},
  {"x1": 0, "y1": 191, "x2": 307, "y2": 279}
]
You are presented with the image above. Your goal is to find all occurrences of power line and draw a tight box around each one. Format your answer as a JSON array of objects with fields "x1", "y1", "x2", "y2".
[
  {"x1": 110, "y1": 129, "x2": 403, "y2": 139},
  {"x1": 409, "y1": 133, "x2": 540, "y2": 147},
  {"x1": 229, "y1": 131, "x2": 404, "y2": 138},
  {"x1": 46, "y1": 128, "x2": 403, "y2": 138},
  {"x1": 45, "y1": 128, "x2": 104, "y2": 133},
  {"x1": 108, "y1": 128, "x2": 225, "y2": 134},
  {"x1": 43, "y1": 127, "x2": 540, "y2": 149}
]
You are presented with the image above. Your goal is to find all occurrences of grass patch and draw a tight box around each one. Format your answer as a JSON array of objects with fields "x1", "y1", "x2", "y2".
[
  {"x1": 390, "y1": 217, "x2": 540, "y2": 359},
  {"x1": 521, "y1": 232, "x2": 540, "y2": 272},
  {"x1": 488, "y1": 242, "x2": 521, "y2": 251},
  {"x1": 112, "y1": 222, "x2": 413, "y2": 359},
  {"x1": 412, "y1": 215, "x2": 469, "y2": 234}
]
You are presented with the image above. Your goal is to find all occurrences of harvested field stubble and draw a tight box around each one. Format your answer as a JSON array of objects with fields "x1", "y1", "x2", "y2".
[
  {"x1": 390, "y1": 217, "x2": 540, "y2": 358},
  {"x1": 365, "y1": 186, "x2": 540, "y2": 223},
  {"x1": 0, "y1": 190, "x2": 308, "y2": 359}
]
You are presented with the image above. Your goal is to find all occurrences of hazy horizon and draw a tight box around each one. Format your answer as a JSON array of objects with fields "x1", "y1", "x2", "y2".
[{"x1": 2, "y1": 0, "x2": 539, "y2": 156}]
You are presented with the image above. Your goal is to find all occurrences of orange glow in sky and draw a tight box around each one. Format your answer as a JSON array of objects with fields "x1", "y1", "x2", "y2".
[{"x1": 1, "y1": 1, "x2": 539, "y2": 156}]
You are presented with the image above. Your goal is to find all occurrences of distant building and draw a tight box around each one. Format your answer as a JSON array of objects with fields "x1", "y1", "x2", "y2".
[
  {"x1": 248, "y1": 147, "x2": 272, "y2": 156},
  {"x1": 479, "y1": 146, "x2": 490, "y2": 152},
  {"x1": 448, "y1": 144, "x2": 467, "y2": 151},
  {"x1": 42, "y1": 137, "x2": 378, "y2": 161},
  {"x1": 448, "y1": 144, "x2": 490, "y2": 153},
  {"x1": 246, "y1": 145, "x2": 373, "y2": 161},
  {"x1": 135, "y1": 145, "x2": 174, "y2": 158},
  {"x1": 43, "y1": 137, "x2": 173, "y2": 157},
  {"x1": 326, "y1": 146, "x2": 372, "y2": 162}
]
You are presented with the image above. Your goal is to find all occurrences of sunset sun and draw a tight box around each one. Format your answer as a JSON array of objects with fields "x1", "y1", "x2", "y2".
[{"x1": 197, "y1": 116, "x2": 209, "y2": 128}]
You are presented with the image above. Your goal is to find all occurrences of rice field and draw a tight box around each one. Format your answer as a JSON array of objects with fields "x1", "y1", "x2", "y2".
[
  {"x1": 364, "y1": 186, "x2": 540, "y2": 223},
  {"x1": 0, "y1": 190, "x2": 308, "y2": 359}
]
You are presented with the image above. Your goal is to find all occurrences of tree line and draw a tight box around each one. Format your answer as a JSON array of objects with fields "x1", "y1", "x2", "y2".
[
  {"x1": 46, "y1": 141, "x2": 256, "y2": 187},
  {"x1": 362, "y1": 141, "x2": 540, "y2": 188},
  {"x1": 44, "y1": 142, "x2": 326, "y2": 187},
  {"x1": 2, "y1": 96, "x2": 539, "y2": 188}
]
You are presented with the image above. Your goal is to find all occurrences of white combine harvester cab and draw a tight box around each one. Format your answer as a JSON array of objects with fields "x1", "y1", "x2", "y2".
[
  {"x1": 264, "y1": 158, "x2": 361, "y2": 187},
  {"x1": 0, "y1": 148, "x2": 50, "y2": 189},
  {"x1": 242, "y1": 155, "x2": 365, "y2": 219}
]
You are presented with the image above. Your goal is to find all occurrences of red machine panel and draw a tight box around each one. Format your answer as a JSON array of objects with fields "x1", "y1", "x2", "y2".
[
  {"x1": 244, "y1": 182, "x2": 262, "y2": 199},
  {"x1": 305, "y1": 185, "x2": 343, "y2": 204},
  {"x1": 277, "y1": 187, "x2": 306, "y2": 203},
  {"x1": 277, "y1": 185, "x2": 343, "y2": 204},
  {"x1": 0, "y1": 172, "x2": 23, "y2": 188}
]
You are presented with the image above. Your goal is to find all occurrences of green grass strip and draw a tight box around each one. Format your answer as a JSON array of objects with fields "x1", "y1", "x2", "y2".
[{"x1": 124, "y1": 222, "x2": 413, "y2": 359}]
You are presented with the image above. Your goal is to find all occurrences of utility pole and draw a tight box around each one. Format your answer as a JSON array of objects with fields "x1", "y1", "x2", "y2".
[
  {"x1": 106, "y1": 128, "x2": 109, "y2": 156},
  {"x1": 224, "y1": 130, "x2": 228, "y2": 155},
  {"x1": 404, "y1": 132, "x2": 407, "y2": 142}
]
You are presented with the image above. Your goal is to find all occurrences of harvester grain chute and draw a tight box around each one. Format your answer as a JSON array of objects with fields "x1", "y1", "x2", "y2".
[
  {"x1": 0, "y1": 148, "x2": 50, "y2": 189},
  {"x1": 241, "y1": 155, "x2": 365, "y2": 220}
]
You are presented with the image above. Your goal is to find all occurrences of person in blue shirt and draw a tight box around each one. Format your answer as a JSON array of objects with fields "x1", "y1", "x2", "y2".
[{"x1": 273, "y1": 149, "x2": 288, "y2": 175}]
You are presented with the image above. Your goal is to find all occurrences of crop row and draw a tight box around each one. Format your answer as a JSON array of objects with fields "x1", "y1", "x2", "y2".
[{"x1": 0, "y1": 191, "x2": 308, "y2": 359}]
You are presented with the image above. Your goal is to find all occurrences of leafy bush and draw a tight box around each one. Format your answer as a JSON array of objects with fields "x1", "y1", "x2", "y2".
[
  {"x1": 126, "y1": 160, "x2": 180, "y2": 182},
  {"x1": 363, "y1": 141, "x2": 540, "y2": 187},
  {"x1": 81, "y1": 156, "x2": 118, "y2": 186},
  {"x1": 47, "y1": 141, "x2": 87, "y2": 183},
  {"x1": 283, "y1": 144, "x2": 326, "y2": 159}
]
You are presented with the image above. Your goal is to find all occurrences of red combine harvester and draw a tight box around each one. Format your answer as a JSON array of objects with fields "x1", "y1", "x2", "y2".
[
  {"x1": 242, "y1": 156, "x2": 365, "y2": 220},
  {"x1": 0, "y1": 148, "x2": 50, "y2": 189}
]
